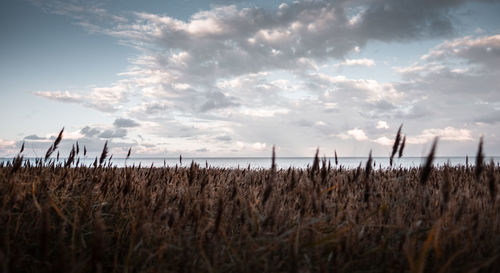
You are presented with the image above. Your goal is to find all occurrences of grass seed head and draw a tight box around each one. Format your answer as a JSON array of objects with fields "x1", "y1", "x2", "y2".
[
  {"x1": 390, "y1": 124, "x2": 403, "y2": 166},
  {"x1": 475, "y1": 136, "x2": 484, "y2": 180},
  {"x1": 420, "y1": 137, "x2": 438, "y2": 185},
  {"x1": 99, "y1": 141, "x2": 108, "y2": 166}
]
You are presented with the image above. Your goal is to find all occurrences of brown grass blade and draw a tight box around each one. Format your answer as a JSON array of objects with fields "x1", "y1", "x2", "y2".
[
  {"x1": 420, "y1": 137, "x2": 438, "y2": 185},
  {"x1": 390, "y1": 124, "x2": 403, "y2": 166}
]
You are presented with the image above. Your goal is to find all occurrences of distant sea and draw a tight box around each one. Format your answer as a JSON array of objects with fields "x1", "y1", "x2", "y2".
[{"x1": 1, "y1": 157, "x2": 499, "y2": 169}]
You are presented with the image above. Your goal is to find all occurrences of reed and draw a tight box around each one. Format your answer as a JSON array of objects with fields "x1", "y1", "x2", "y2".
[
  {"x1": 0, "y1": 132, "x2": 499, "y2": 273},
  {"x1": 476, "y1": 136, "x2": 484, "y2": 180},
  {"x1": 390, "y1": 124, "x2": 403, "y2": 166},
  {"x1": 99, "y1": 141, "x2": 108, "y2": 166},
  {"x1": 488, "y1": 159, "x2": 497, "y2": 204},
  {"x1": 420, "y1": 137, "x2": 437, "y2": 185},
  {"x1": 399, "y1": 135, "x2": 406, "y2": 158},
  {"x1": 45, "y1": 128, "x2": 64, "y2": 161}
]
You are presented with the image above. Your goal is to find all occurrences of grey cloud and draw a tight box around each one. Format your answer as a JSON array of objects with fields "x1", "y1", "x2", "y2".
[
  {"x1": 355, "y1": 0, "x2": 462, "y2": 41},
  {"x1": 114, "y1": 118, "x2": 140, "y2": 128},
  {"x1": 89, "y1": 0, "x2": 475, "y2": 96},
  {"x1": 379, "y1": 35, "x2": 500, "y2": 144},
  {"x1": 99, "y1": 128, "x2": 128, "y2": 139},
  {"x1": 24, "y1": 1, "x2": 500, "y2": 156},
  {"x1": 81, "y1": 126, "x2": 101, "y2": 137},
  {"x1": 18, "y1": 136, "x2": 144, "y2": 158},
  {"x1": 394, "y1": 35, "x2": 500, "y2": 118},
  {"x1": 368, "y1": 100, "x2": 398, "y2": 111},
  {"x1": 131, "y1": 102, "x2": 170, "y2": 117},
  {"x1": 147, "y1": 121, "x2": 204, "y2": 138},
  {"x1": 215, "y1": 135, "x2": 232, "y2": 142},
  {"x1": 24, "y1": 134, "x2": 47, "y2": 140},
  {"x1": 397, "y1": 103, "x2": 433, "y2": 120},
  {"x1": 82, "y1": 126, "x2": 130, "y2": 140},
  {"x1": 295, "y1": 119, "x2": 314, "y2": 127},
  {"x1": 422, "y1": 35, "x2": 500, "y2": 69},
  {"x1": 32, "y1": 0, "x2": 482, "y2": 120},
  {"x1": 199, "y1": 91, "x2": 239, "y2": 112},
  {"x1": 31, "y1": 0, "x2": 128, "y2": 27},
  {"x1": 475, "y1": 110, "x2": 500, "y2": 124}
]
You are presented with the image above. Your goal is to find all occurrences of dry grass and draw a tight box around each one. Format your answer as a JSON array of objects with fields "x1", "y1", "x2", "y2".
[{"x1": 0, "y1": 133, "x2": 499, "y2": 273}]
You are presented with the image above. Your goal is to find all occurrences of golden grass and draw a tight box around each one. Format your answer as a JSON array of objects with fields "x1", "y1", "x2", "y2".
[{"x1": 0, "y1": 133, "x2": 499, "y2": 272}]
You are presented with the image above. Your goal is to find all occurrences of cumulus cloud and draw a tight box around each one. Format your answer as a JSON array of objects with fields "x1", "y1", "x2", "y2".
[
  {"x1": 34, "y1": 0, "x2": 466, "y2": 115},
  {"x1": 81, "y1": 126, "x2": 101, "y2": 138},
  {"x1": 407, "y1": 127, "x2": 473, "y2": 144},
  {"x1": 392, "y1": 34, "x2": 500, "y2": 146},
  {"x1": 87, "y1": 84, "x2": 128, "y2": 112},
  {"x1": 34, "y1": 82, "x2": 128, "y2": 112},
  {"x1": 29, "y1": 0, "x2": 128, "y2": 27},
  {"x1": 376, "y1": 121, "x2": 389, "y2": 130},
  {"x1": 22, "y1": 0, "x2": 500, "y2": 156},
  {"x1": 353, "y1": 0, "x2": 463, "y2": 41},
  {"x1": 400, "y1": 34, "x2": 500, "y2": 77},
  {"x1": 338, "y1": 128, "x2": 369, "y2": 141},
  {"x1": 474, "y1": 110, "x2": 500, "y2": 124},
  {"x1": 16, "y1": 127, "x2": 143, "y2": 158},
  {"x1": 373, "y1": 136, "x2": 393, "y2": 146},
  {"x1": 101, "y1": 0, "x2": 464, "y2": 88},
  {"x1": 24, "y1": 134, "x2": 47, "y2": 140},
  {"x1": 215, "y1": 135, "x2": 232, "y2": 142},
  {"x1": 80, "y1": 125, "x2": 129, "y2": 139},
  {"x1": 306, "y1": 73, "x2": 402, "y2": 104},
  {"x1": 422, "y1": 35, "x2": 500, "y2": 69},
  {"x1": 236, "y1": 141, "x2": 267, "y2": 151},
  {"x1": 199, "y1": 91, "x2": 239, "y2": 112},
  {"x1": 98, "y1": 129, "x2": 128, "y2": 139},
  {"x1": 34, "y1": 91, "x2": 84, "y2": 103},
  {"x1": 0, "y1": 139, "x2": 16, "y2": 150},
  {"x1": 114, "y1": 118, "x2": 140, "y2": 128},
  {"x1": 337, "y1": 58, "x2": 375, "y2": 67}
]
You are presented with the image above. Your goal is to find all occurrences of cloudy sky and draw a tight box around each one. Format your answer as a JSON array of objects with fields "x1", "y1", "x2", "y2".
[{"x1": 1, "y1": 0, "x2": 500, "y2": 158}]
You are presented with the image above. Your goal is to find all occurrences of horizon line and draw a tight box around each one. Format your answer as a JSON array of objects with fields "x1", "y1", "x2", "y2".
[{"x1": 2, "y1": 156, "x2": 499, "y2": 159}]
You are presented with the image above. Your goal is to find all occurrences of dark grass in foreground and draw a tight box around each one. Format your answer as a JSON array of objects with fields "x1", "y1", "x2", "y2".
[{"x1": 1, "y1": 138, "x2": 500, "y2": 272}]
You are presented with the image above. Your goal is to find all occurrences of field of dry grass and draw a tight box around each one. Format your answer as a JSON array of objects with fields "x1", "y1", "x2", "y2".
[{"x1": 1, "y1": 130, "x2": 499, "y2": 272}]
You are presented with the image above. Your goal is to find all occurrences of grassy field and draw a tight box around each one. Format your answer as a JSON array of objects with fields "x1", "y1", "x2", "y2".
[{"x1": 1, "y1": 131, "x2": 499, "y2": 272}]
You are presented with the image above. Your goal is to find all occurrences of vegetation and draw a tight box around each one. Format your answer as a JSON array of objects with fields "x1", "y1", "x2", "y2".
[{"x1": 1, "y1": 128, "x2": 499, "y2": 272}]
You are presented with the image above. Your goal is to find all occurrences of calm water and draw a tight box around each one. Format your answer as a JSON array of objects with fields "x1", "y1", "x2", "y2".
[{"x1": 1, "y1": 157, "x2": 499, "y2": 169}]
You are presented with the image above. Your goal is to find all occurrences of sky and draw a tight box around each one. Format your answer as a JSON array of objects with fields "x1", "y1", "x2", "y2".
[{"x1": 1, "y1": 0, "x2": 500, "y2": 158}]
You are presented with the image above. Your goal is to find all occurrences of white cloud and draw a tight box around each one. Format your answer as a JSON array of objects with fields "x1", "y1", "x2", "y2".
[
  {"x1": 114, "y1": 118, "x2": 140, "y2": 128},
  {"x1": 340, "y1": 128, "x2": 369, "y2": 141},
  {"x1": 0, "y1": 139, "x2": 15, "y2": 149},
  {"x1": 57, "y1": 130, "x2": 84, "y2": 140},
  {"x1": 422, "y1": 35, "x2": 500, "y2": 63},
  {"x1": 376, "y1": 121, "x2": 389, "y2": 129},
  {"x1": 239, "y1": 107, "x2": 289, "y2": 117},
  {"x1": 315, "y1": 121, "x2": 327, "y2": 127},
  {"x1": 338, "y1": 58, "x2": 375, "y2": 67},
  {"x1": 21, "y1": 1, "x2": 500, "y2": 157},
  {"x1": 392, "y1": 34, "x2": 500, "y2": 139},
  {"x1": 236, "y1": 141, "x2": 267, "y2": 151},
  {"x1": 408, "y1": 127, "x2": 474, "y2": 144},
  {"x1": 308, "y1": 72, "x2": 403, "y2": 104},
  {"x1": 32, "y1": 1, "x2": 465, "y2": 123},
  {"x1": 87, "y1": 83, "x2": 128, "y2": 112},
  {"x1": 393, "y1": 62, "x2": 446, "y2": 77},
  {"x1": 34, "y1": 91, "x2": 84, "y2": 103},
  {"x1": 0, "y1": 139, "x2": 21, "y2": 157},
  {"x1": 373, "y1": 136, "x2": 393, "y2": 146},
  {"x1": 34, "y1": 82, "x2": 129, "y2": 113}
]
